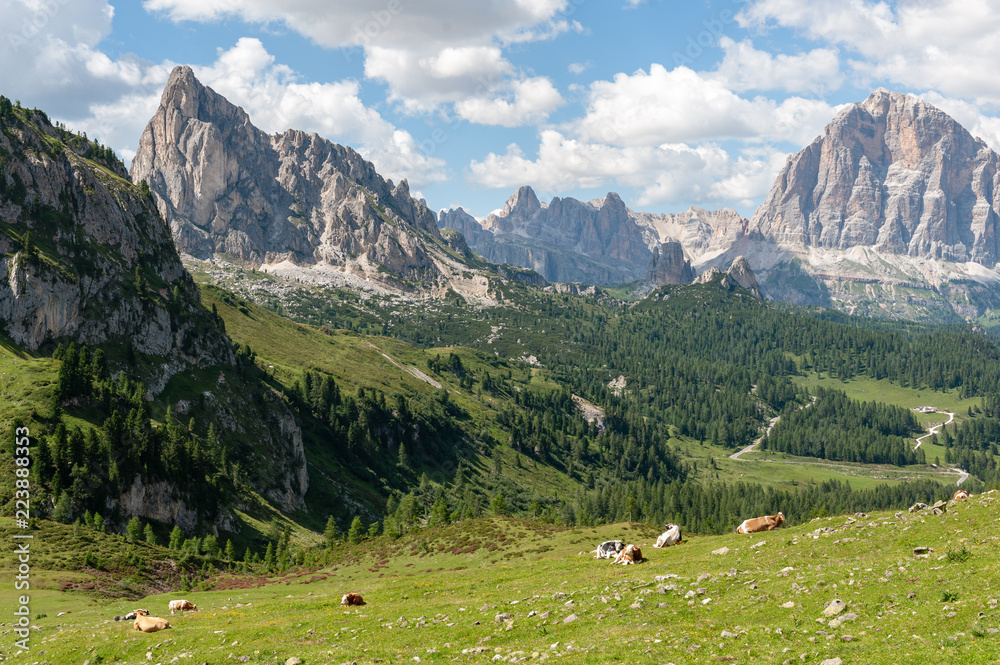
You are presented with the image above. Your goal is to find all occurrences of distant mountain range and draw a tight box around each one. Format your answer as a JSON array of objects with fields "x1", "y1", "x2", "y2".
[
  {"x1": 126, "y1": 69, "x2": 1000, "y2": 323},
  {"x1": 440, "y1": 90, "x2": 1000, "y2": 324}
]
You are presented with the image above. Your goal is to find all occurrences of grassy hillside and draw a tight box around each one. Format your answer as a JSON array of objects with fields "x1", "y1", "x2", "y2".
[{"x1": 3, "y1": 491, "x2": 998, "y2": 663}]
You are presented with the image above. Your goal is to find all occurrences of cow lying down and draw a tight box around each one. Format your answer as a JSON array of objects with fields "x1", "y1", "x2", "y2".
[
  {"x1": 341, "y1": 593, "x2": 365, "y2": 606},
  {"x1": 593, "y1": 540, "x2": 624, "y2": 559},
  {"x1": 133, "y1": 610, "x2": 171, "y2": 633},
  {"x1": 611, "y1": 544, "x2": 643, "y2": 565},
  {"x1": 654, "y1": 524, "x2": 681, "y2": 548},
  {"x1": 736, "y1": 512, "x2": 785, "y2": 534}
]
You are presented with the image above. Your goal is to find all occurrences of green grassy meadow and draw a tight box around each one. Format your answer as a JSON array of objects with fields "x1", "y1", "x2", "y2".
[{"x1": 3, "y1": 491, "x2": 999, "y2": 664}]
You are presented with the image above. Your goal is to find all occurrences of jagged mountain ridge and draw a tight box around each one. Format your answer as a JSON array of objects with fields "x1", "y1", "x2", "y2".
[
  {"x1": 132, "y1": 66, "x2": 489, "y2": 297},
  {"x1": 438, "y1": 187, "x2": 731, "y2": 286}
]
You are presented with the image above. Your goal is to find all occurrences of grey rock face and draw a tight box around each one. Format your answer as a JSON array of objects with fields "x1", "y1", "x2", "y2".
[
  {"x1": 721, "y1": 256, "x2": 762, "y2": 298},
  {"x1": 754, "y1": 88, "x2": 1000, "y2": 263},
  {"x1": 645, "y1": 241, "x2": 694, "y2": 286},
  {"x1": 132, "y1": 66, "x2": 444, "y2": 284}
]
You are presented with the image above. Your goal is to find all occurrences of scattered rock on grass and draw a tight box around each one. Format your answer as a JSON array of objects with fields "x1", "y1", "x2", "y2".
[
  {"x1": 821, "y1": 600, "x2": 846, "y2": 617},
  {"x1": 712, "y1": 547, "x2": 730, "y2": 556}
]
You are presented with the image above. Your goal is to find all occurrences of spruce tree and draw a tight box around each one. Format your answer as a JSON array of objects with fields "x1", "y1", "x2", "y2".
[{"x1": 348, "y1": 516, "x2": 364, "y2": 544}]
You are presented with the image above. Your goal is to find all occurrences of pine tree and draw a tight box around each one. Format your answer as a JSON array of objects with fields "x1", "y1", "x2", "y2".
[
  {"x1": 323, "y1": 516, "x2": 339, "y2": 547},
  {"x1": 168, "y1": 525, "x2": 184, "y2": 550},
  {"x1": 143, "y1": 523, "x2": 158, "y2": 546},
  {"x1": 224, "y1": 539, "x2": 235, "y2": 562},
  {"x1": 126, "y1": 516, "x2": 142, "y2": 543},
  {"x1": 348, "y1": 516, "x2": 364, "y2": 544},
  {"x1": 52, "y1": 493, "x2": 72, "y2": 524}
]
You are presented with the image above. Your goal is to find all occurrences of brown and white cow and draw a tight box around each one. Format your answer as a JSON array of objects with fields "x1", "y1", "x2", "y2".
[
  {"x1": 134, "y1": 615, "x2": 171, "y2": 633},
  {"x1": 654, "y1": 524, "x2": 681, "y2": 548},
  {"x1": 611, "y1": 544, "x2": 643, "y2": 565},
  {"x1": 168, "y1": 599, "x2": 197, "y2": 614},
  {"x1": 736, "y1": 512, "x2": 785, "y2": 534},
  {"x1": 953, "y1": 490, "x2": 970, "y2": 501},
  {"x1": 341, "y1": 592, "x2": 365, "y2": 606}
]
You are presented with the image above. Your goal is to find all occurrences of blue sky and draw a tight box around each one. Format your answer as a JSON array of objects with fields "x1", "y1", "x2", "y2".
[{"x1": 3, "y1": 0, "x2": 1000, "y2": 219}]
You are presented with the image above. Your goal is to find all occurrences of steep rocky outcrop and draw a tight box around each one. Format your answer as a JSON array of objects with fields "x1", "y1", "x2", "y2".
[
  {"x1": 132, "y1": 66, "x2": 463, "y2": 291},
  {"x1": 645, "y1": 241, "x2": 694, "y2": 286},
  {"x1": 0, "y1": 101, "x2": 308, "y2": 527},
  {"x1": 0, "y1": 104, "x2": 230, "y2": 368},
  {"x1": 720, "y1": 256, "x2": 762, "y2": 298}
]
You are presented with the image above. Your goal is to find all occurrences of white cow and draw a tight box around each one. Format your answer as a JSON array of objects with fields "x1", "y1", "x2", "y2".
[{"x1": 653, "y1": 524, "x2": 681, "y2": 548}]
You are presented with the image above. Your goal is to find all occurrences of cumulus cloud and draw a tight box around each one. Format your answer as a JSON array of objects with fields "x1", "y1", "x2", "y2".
[
  {"x1": 143, "y1": 0, "x2": 569, "y2": 50},
  {"x1": 573, "y1": 64, "x2": 836, "y2": 147},
  {"x1": 364, "y1": 45, "x2": 514, "y2": 112},
  {"x1": 455, "y1": 77, "x2": 564, "y2": 127},
  {"x1": 739, "y1": 0, "x2": 1000, "y2": 101},
  {"x1": 467, "y1": 129, "x2": 787, "y2": 207},
  {"x1": 144, "y1": 0, "x2": 574, "y2": 118},
  {"x1": 712, "y1": 37, "x2": 843, "y2": 94}
]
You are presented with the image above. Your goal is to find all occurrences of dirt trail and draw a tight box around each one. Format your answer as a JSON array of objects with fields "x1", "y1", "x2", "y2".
[
  {"x1": 730, "y1": 401, "x2": 967, "y2": 486},
  {"x1": 913, "y1": 410, "x2": 955, "y2": 450}
]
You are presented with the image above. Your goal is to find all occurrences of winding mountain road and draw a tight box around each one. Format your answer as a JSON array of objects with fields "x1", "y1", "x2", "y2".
[
  {"x1": 729, "y1": 402, "x2": 968, "y2": 486},
  {"x1": 913, "y1": 410, "x2": 955, "y2": 450}
]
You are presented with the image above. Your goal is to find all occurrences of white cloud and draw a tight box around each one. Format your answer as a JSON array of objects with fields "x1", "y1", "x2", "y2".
[
  {"x1": 143, "y1": 0, "x2": 569, "y2": 50},
  {"x1": 455, "y1": 77, "x2": 564, "y2": 127},
  {"x1": 143, "y1": 0, "x2": 576, "y2": 116},
  {"x1": 573, "y1": 64, "x2": 836, "y2": 147},
  {"x1": 467, "y1": 129, "x2": 786, "y2": 207},
  {"x1": 568, "y1": 61, "x2": 590, "y2": 75},
  {"x1": 364, "y1": 45, "x2": 513, "y2": 112},
  {"x1": 739, "y1": 0, "x2": 1000, "y2": 101},
  {"x1": 712, "y1": 37, "x2": 842, "y2": 94}
]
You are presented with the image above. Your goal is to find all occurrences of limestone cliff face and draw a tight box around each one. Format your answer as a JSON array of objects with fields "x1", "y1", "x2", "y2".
[
  {"x1": 0, "y1": 106, "x2": 230, "y2": 370},
  {"x1": 753, "y1": 89, "x2": 1000, "y2": 263},
  {"x1": 132, "y1": 66, "x2": 446, "y2": 286},
  {"x1": 645, "y1": 241, "x2": 694, "y2": 286}
]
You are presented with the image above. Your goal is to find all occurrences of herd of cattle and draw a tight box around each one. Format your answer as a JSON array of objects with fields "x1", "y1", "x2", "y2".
[
  {"x1": 592, "y1": 512, "x2": 788, "y2": 564},
  {"x1": 119, "y1": 496, "x2": 973, "y2": 630},
  {"x1": 113, "y1": 599, "x2": 198, "y2": 633}
]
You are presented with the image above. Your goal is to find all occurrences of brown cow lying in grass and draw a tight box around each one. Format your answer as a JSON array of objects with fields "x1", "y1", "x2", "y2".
[
  {"x1": 736, "y1": 512, "x2": 785, "y2": 534},
  {"x1": 169, "y1": 599, "x2": 197, "y2": 614},
  {"x1": 953, "y1": 490, "x2": 970, "y2": 500},
  {"x1": 611, "y1": 544, "x2": 642, "y2": 565},
  {"x1": 133, "y1": 610, "x2": 171, "y2": 633},
  {"x1": 341, "y1": 593, "x2": 365, "y2": 606}
]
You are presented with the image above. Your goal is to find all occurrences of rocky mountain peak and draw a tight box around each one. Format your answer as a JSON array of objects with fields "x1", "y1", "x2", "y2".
[
  {"x1": 752, "y1": 88, "x2": 999, "y2": 264},
  {"x1": 132, "y1": 67, "x2": 465, "y2": 292},
  {"x1": 501, "y1": 185, "x2": 542, "y2": 218},
  {"x1": 645, "y1": 241, "x2": 694, "y2": 286}
]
